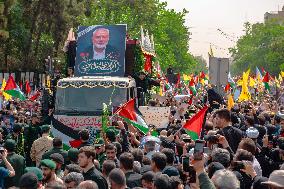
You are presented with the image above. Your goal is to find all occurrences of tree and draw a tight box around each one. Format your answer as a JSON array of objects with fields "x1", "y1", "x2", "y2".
[
  {"x1": 77, "y1": 0, "x2": 196, "y2": 73},
  {"x1": 190, "y1": 56, "x2": 208, "y2": 74},
  {"x1": 0, "y1": 0, "x2": 196, "y2": 74},
  {"x1": 230, "y1": 21, "x2": 284, "y2": 76}
]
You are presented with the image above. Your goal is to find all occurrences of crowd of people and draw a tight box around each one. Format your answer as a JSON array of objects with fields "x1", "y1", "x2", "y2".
[{"x1": 0, "y1": 74, "x2": 284, "y2": 189}]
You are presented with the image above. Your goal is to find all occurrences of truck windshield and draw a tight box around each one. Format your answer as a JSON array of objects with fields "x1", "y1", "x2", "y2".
[{"x1": 55, "y1": 86, "x2": 127, "y2": 112}]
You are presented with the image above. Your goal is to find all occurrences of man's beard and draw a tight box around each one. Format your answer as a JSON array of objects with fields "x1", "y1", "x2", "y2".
[
  {"x1": 94, "y1": 43, "x2": 107, "y2": 49},
  {"x1": 43, "y1": 173, "x2": 52, "y2": 183}
]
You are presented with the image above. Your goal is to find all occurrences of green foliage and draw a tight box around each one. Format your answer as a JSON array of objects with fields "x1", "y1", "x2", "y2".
[
  {"x1": 134, "y1": 46, "x2": 144, "y2": 72},
  {"x1": 190, "y1": 56, "x2": 208, "y2": 74},
  {"x1": 0, "y1": 0, "x2": 195, "y2": 74},
  {"x1": 230, "y1": 21, "x2": 284, "y2": 75},
  {"x1": 77, "y1": 0, "x2": 196, "y2": 73}
]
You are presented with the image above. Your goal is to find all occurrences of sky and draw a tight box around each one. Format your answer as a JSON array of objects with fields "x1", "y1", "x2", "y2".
[{"x1": 163, "y1": 0, "x2": 284, "y2": 60}]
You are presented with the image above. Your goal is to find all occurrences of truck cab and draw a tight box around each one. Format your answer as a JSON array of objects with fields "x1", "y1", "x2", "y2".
[
  {"x1": 55, "y1": 76, "x2": 136, "y2": 115},
  {"x1": 51, "y1": 76, "x2": 136, "y2": 143}
]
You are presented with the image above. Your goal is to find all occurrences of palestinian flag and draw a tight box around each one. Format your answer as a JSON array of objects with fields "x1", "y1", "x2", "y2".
[
  {"x1": 200, "y1": 71, "x2": 206, "y2": 80},
  {"x1": 256, "y1": 67, "x2": 263, "y2": 81},
  {"x1": 262, "y1": 72, "x2": 270, "y2": 91},
  {"x1": 224, "y1": 83, "x2": 231, "y2": 92},
  {"x1": 164, "y1": 78, "x2": 171, "y2": 91},
  {"x1": 183, "y1": 105, "x2": 208, "y2": 140},
  {"x1": 25, "y1": 80, "x2": 31, "y2": 95},
  {"x1": 1, "y1": 79, "x2": 12, "y2": 100},
  {"x1": 144, "y1": 54, "x2": 152, "y2": 73},
  {"x1": 164, "y1": 83, "x2": 171, "y2": 91},
  {"x1": 114, "y1": 99, "x2": 149, "y2": 134},
  {"x1": 29, "y1": 90, "x2": 41, "y2": 101},
  {"x1": 4, "y1": 75, "x2": 26, "y2": 101},
  {"x1": 228, "y1": 72, "x2": 236, "y2": 88},
  {"x1": 204, "y1": 74, "x2": 209, "y2": 81},
  {"x1": 189, "y1": 79, "x2": 197, "y2": 95}
]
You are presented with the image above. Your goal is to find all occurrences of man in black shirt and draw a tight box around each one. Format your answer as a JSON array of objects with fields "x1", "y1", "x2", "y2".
[
  {"x1": 77, "y1": 129, "x2": 92, "y2": 149},
  {"x1": 119, "y1": 152, "x2": 142, "y2": 188},
  {"x1": 78, "y1": 146, "x2": 108, "y2": 189},
  {"x1": 215, "y1": 109, "x2": 243, "y2": 153}
]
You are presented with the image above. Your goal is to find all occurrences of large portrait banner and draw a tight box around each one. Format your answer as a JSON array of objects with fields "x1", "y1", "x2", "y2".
[{"x1": 75, "y1": 25, "x2": 127, "y2": 76}]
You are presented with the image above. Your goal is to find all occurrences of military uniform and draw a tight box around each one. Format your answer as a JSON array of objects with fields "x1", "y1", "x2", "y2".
[
  {"x1": 94, "y1": 138, "x2": 106, "y2": 166},
  {"x1": 1, "y1": 139, "x2": 25, "y2": 188},
  {"x1": 42, "y1": 147, "x2": 69, "y2": 166},
  {"x1": 24, "y1": 123, "x2": 41, "y2": 166},
  {"x1": 6, "y1": 133, "x2": 25, "y2": 157},
  {"x1": 68, "y1": 148, "x2": 79, "y2": 164},
  {"x1": 40, "y1": 159, "x2": 63, "y2": 186},
  {"x1": 30, "y1": 135, "x2": 53, "y2": 166},
  {"x1": 98, "y1": 153, "x2": 107, "y2": 166}
]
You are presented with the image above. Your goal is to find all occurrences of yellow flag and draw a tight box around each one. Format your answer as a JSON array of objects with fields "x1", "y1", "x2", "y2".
[
  {"x1": 159, "y1": 85, "x2": 163, "y2": 96},
  {"x1": 183, "y1": 74, "x2": 191, "y2": 81},
  {"x1": 281, "y1": 71, "x2": 284, "y2": 78},
  {"x1": 238, "y1": 70, "x2": 251, "y2": 102},
  {"x1": 46, "y1": 75, "x2": 52, "y2": 94},
  {"x1": 227, "y1": 94, "x2": 234, "y2": 110},
  {"x1": 275, "y1": 77, "x2": 280, "y2": 88},
  {"x1": 183, "y1": 74, "x2": 188, "y2": 81},
  {"x1": 237, "y1": 79, "x2": 243, "y2": 86},
  {"x1": 279, "y1": 74, "x2": 283, "y2": 82},
  {"x1": 200, "y1": 79, "x2": 205, "y2": 86},
  {"x1": 245, "y1": 69, "x2": 250, "y2": 78},
  {"x1": 249, "y1": 77, "x2": 256, "y2": 87},
  {"x1": 1, "y1": 79, "x2": 12, "y2": 100}
]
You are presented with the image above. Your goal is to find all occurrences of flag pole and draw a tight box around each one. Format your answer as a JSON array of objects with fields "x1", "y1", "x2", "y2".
[{"x1": 173, "y1": 126, "x2": 183, "y2": 136}]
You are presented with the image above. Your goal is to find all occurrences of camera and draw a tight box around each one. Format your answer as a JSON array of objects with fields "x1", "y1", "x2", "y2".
[
  {"x1": 183, "y1": 137, "x2": 192, "y2": 143},
  {"x1": 232, "y1": 161, "x2": 245, "y2": 170},
  {"x1": 204, "y1": 135, "x2": 219, "y2": 144}
]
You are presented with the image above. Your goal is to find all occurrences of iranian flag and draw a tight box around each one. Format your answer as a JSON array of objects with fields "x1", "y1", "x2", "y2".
[
  {"x1": 183, "y1": 105, "x2": 208, "y2": 140},
  {"x1": 4, "y1": 75, "x2": 26, "y2": 101},
  {"x1": 189, "y1": 78, "x2": 197, "y2": 95},
  {"x1": 114, "y1": 99, "x2": 149, "y2": 134}
]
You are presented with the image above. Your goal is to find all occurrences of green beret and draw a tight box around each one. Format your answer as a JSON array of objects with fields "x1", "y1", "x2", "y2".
[
  {"x1": 4, "y1": 139, "x2": 16, "y2": 151},
  {"x1": 40, "y1": 159, "x2": 56, "y2": 170},
  {"x1": 106, "y1": 127, "x2": 120, "y2": 136},
  {"x1": 40, "y1": 125, "x2": 51, "y2": 133},
  {"x1": 68, "y1": 148, "x2": 79, "y2": 162},
  {"x1": 24, "y1": 167, "x2": 43, "y2": 181},
  {"x1": 94, "y1": 138, "x2": 104, "y2": 147}
]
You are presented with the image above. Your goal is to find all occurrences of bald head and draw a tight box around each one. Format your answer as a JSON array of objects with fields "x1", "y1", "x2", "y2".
[{"x1": 77, "y1": 181, "x2": 98, "y2": 189}]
